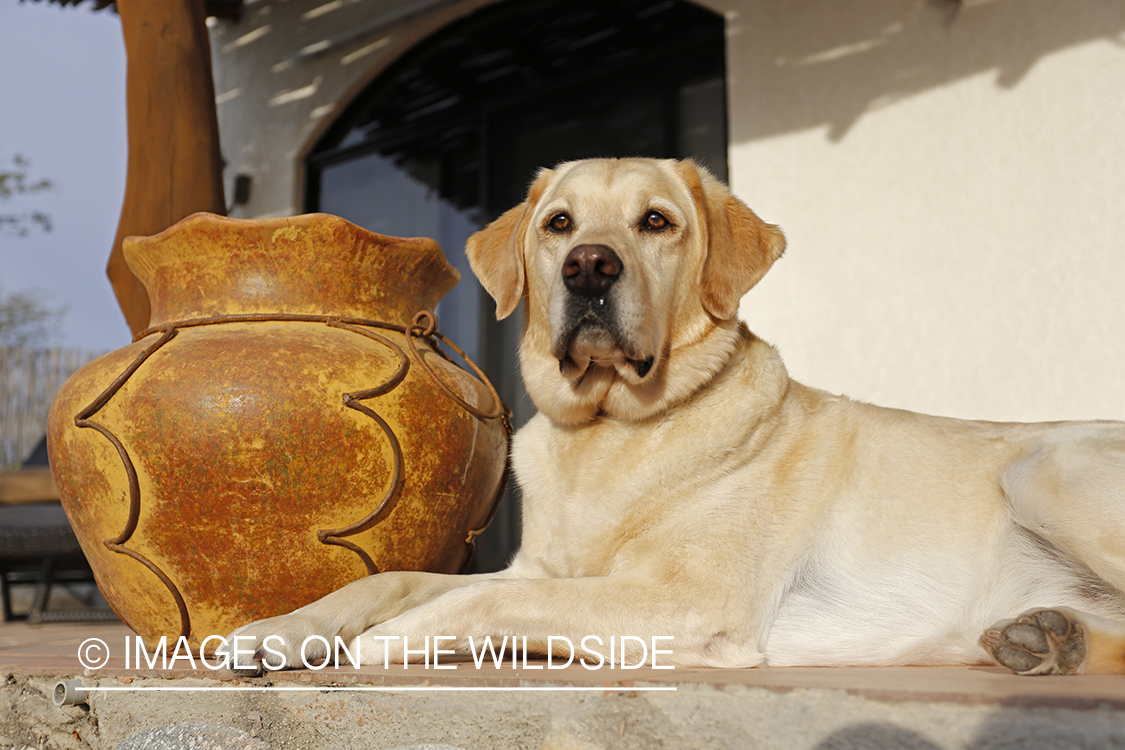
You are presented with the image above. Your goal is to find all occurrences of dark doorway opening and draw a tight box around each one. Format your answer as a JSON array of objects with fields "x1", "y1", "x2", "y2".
[{"x1": 307, "y1": 0, "x2": 727, "y2": 571}]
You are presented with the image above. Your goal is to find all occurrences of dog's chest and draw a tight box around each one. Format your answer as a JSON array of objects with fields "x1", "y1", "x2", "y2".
[{"x1": 511, "y1": 411, "x2": 742, "y2": 577}]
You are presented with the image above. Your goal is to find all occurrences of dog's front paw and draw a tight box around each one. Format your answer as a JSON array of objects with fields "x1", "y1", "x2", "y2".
[
  {"x1": 222, "y1": 612, "x2": 339, "y2": 673},
  {"x1": 980, "y1": 608, "x2": 1086, "y2": 675}
]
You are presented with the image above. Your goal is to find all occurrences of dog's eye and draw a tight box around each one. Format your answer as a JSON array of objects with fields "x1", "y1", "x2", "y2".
[
  {"x1": 547, "y1": 213, "x2": 572, "y2": 233},
  {"x1": 641, "y1": 211, "x2": 671, "y2": 232}
]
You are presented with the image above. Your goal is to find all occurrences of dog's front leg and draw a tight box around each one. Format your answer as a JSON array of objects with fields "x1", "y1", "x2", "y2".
[
  {"x1": 224, "y1": 570, "x2": 508, "y2": 669},
  {"x1": 356, "y1": 574, "x2": 765, "y2": 668}
]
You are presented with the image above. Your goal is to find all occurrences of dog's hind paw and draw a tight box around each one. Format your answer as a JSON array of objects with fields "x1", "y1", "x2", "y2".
[{"x1": 980, "y1": 608, "x2": 1086, "y2": 675}]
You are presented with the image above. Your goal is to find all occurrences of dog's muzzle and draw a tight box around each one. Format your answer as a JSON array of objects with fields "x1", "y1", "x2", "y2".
[{"x1": 555, "y1": 244, "x2": 654, "y2": 380}]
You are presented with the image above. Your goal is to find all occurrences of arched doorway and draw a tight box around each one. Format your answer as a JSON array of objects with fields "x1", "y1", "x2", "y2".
[{"x1": 307, "y1": 0, "x2": 727, "y2": 571}]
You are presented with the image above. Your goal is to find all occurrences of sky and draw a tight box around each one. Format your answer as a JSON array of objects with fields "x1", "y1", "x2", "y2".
[{"x1": 1, "y1": 0, "x2": 131, "y2": 353}]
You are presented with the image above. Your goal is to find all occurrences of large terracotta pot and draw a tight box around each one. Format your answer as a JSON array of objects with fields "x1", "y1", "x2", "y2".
[{"x1": 47, "y1": 212, "x2": 509, "y2": 648}]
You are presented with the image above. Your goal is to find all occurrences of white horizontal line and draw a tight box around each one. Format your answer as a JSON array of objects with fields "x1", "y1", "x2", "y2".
[{"x1": 85, "y1": 685, "x2": 677, "y2": 693}]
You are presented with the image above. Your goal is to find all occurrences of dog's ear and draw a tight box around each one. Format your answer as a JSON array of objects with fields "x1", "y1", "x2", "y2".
[
  {"x1": 467, "y1": 169, "x2": 553, "y2": 320},
  {"x1": 679, "y1": 161, "x2": 786, "y2": 321}
]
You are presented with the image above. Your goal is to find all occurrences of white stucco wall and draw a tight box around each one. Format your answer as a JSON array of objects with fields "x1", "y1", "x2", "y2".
[
  {"x1": 715, "y1": 0, "x2": 1125, "y2": 422},
  {"x1": 208, "y1": 0, "x2": 494, "y2": 220},
  {"x1": 210, "y1": 0, "x2": 1125, "y2": 423}
]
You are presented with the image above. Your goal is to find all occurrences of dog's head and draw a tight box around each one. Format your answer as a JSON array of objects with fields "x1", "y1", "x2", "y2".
[{"x1": 467, "y1": 158, "x2": 785, "y2": 426}]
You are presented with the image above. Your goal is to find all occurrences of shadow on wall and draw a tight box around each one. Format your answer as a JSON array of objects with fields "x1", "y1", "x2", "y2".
[
  {"x1": 727, "y1": 0, "x2": 1125, "y2": 141},
  {"x1": 813, "y1": 709, "x2": 1125, "y2": 749}
]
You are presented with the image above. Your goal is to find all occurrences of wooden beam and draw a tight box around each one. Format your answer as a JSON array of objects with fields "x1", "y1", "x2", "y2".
[
  {"x1": 108, "y1": 0, "x2": 226, "y2": 335},
  {"x1": 0, "y1": 468, "x2": 59, "y2": 505}
]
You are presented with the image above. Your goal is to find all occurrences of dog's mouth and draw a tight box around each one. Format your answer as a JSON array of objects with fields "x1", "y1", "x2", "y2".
[
  {"x1": 558, "y1": 349, "x2": 655, "y2": 381},
  {"x1": 554, "y1": 324, "x2": 656, "y2": 384},
  {"x1": 550, "y1": 289, "x2": 658, "y2": 385}
]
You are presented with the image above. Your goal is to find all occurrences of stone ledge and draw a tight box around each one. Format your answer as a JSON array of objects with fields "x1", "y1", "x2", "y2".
[{"x1": 4, "y1": 622, "x2": 1125, "y2": 749}]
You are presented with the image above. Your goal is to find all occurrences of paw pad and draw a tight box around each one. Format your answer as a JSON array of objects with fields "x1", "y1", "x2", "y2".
[{"x1": 981, "y1": 608, "x2": 1086, "y2": 675}]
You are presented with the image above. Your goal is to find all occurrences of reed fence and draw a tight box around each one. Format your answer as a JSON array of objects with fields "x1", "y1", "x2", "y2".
[{"x1": 0, "y1": 346, "x2": 99, "y2": 469}]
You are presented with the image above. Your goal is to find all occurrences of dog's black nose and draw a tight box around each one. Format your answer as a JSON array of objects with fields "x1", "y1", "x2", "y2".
[{"x1": 562, "y1": 244, "x2": 622, "y2": 297}]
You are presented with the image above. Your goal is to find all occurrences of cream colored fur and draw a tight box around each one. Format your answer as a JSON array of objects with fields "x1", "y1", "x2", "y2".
[{"x1": 229, "y1": 158, "x2": 1125, "y2": 674}]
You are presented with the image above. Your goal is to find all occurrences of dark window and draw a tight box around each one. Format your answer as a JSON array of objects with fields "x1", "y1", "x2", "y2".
[{"x1": 307, "y1": 0, "x2": 727, "y2": 572}]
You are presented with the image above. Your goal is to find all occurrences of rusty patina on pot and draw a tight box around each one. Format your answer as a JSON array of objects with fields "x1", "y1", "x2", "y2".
[{"x1": 47, "y1": 213, "x2": 509, "y2": 648}]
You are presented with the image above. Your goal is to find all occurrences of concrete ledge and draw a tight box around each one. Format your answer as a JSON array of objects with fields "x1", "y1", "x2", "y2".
[
  {"x1": 4, "y1": 622, "x2": 1125, "y2": 749},
  {"x1": 6, "y1": 670, "x2": 1125, "y2": 750}
]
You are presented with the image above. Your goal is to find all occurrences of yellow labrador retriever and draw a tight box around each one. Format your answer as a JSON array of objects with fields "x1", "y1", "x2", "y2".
[{"x1": 229, "y1": 158, "x2": 1125, "y2": 675}]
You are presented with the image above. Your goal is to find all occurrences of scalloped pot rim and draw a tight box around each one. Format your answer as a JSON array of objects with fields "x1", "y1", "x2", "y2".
[
  {"x1": 119, "y1": 212, "x2": 461, "y2": 328},
  {"x1": 122, "y1": 212, "x2": 458, "y2": 284}
]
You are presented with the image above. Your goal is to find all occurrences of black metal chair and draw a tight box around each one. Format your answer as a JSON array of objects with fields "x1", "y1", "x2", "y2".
[{"x1": 0, "y1": 436, "x2": 116, "y2": 623}]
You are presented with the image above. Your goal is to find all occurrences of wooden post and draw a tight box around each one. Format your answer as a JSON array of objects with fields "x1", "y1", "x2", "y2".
[{"x1": 107, "y1": 0, "x2": 226, "y2": 335}]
